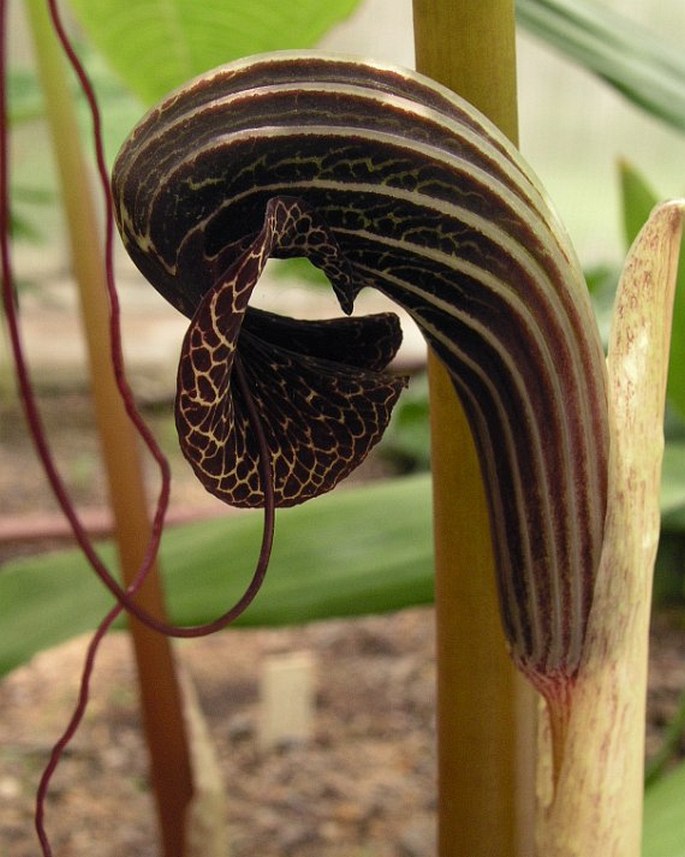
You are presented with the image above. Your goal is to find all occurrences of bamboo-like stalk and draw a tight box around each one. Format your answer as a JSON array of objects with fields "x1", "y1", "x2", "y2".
[
  {"x1": 24, "y1": 3, "x2": 193, "y2": 854},
  {"x1": 537, "y1": 202, "x2": 684, "y2": 855},
  {"x1": 412, "y1": 2, "x2": 535, "y2": 855}
]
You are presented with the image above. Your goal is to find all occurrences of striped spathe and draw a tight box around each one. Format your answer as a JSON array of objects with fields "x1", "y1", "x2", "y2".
[{"x1": 112, "y1": 51, "x2": 609, "y2": 683}]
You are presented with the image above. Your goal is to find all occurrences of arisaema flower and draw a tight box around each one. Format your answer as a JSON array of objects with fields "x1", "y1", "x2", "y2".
[{"x1": 112, "y1": 54, "x2": 682, "y2": 756}]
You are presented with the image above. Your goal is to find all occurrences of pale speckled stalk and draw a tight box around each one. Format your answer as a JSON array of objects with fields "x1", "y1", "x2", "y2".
[{"x1": 537, "y1": 200, "x2": 684, "y2": 855}]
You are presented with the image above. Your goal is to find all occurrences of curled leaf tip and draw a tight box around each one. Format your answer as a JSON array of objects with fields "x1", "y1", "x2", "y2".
[{"x1": 112, "y1": 51, "x2": 609, "y2": 681}]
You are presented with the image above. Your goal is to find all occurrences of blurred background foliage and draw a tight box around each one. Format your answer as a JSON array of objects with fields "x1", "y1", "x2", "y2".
[{"x1": 2, "y1": 2, "x2": 685, "y2": 851}]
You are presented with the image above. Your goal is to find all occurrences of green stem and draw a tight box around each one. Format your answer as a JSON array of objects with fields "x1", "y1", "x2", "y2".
[
  {"x1": 412, "y1": 2, "x2": 535, "y2": 855},
  {"x1": 24, "y1": 3, "x2": 193, "y2": 854}
]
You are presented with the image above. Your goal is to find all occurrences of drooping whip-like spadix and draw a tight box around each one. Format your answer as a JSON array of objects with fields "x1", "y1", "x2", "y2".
[{"x1": 112, "y1": 51, "x2": 609, "y2": 683}]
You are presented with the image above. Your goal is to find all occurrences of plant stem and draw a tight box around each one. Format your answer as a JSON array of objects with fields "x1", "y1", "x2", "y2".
[
  {"x1": 412, "y1": 2, "x2": 535, "y2": 855},
  {"x1": 24, "y1": 2, "x2": 193, "y2": 854},
  {"x1": 537, "y1": 202, "x2": 684, "y2": 855}
]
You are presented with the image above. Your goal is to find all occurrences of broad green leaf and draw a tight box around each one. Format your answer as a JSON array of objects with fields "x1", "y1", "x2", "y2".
[
  {"x1": 517, "y1": 0, "x2": 685, "y2": 132},
  {"x1": 620, "y1": 163, "x2": 685, "y2": 419},
  {"x1": 643, "y1": 760, "x2": 685, "y2": 857},
  {"x1": 0, "y1": 474, "x2": 433, "y2": 676},
  {"x1": 68, "y1": 0, "x2": 363, "y2": 104}
]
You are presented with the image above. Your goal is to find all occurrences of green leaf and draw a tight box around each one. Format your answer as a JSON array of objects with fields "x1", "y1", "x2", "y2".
[
  {"x1": 68, "y1": 0, "x2": 363, "y2": 104},
  {"x1": 586, "y1": 263, "x2": 620, "y2": 349},
  {"x1": 379, "y1": 372, "x2": 431, "y2": 471},
  {"x1": 8, "y1": 186, "x2": 54, "y2": 243},
  {"x1": 267, "y1": 256, "x2": 330, "y2": 288},
  {"x1": 643, "y1": 760, "x2": 685, "y2": 856},
  {"x1": 645, "y1": 684, "x2": 685, "y2": 787},
  {"x1": 656, "y1": 441, "x2": 685, "y2": 604},
  {"x1": 517, "y1": 0, "x2": 685, "y2": 132},
  {"x1": 8, "y1": 67, "x2": 44, "y2": 124},
  {"x1": 661, "y1": 442, "x2": 685, "y2": 527},
  {"x1": 9, "y1": 210, "x2": 41, "y2": 243},
  {"x1": 620, "y1": 160, "x2": 662, "y2": 248},
  {"x1": 0, "y1": 474, "x2": 433, "y2": 676},
  {"x1": 5, "y1": 440, "x2": 685, "y2": 677},
  {"x1": 619, "y1": 163, "x2": 685, "y2": 419}
]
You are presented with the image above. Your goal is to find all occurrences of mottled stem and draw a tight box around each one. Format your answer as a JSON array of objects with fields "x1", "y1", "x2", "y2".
[{"x1": 537, "y1": 202, "x2": 684, "y2": 855}]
